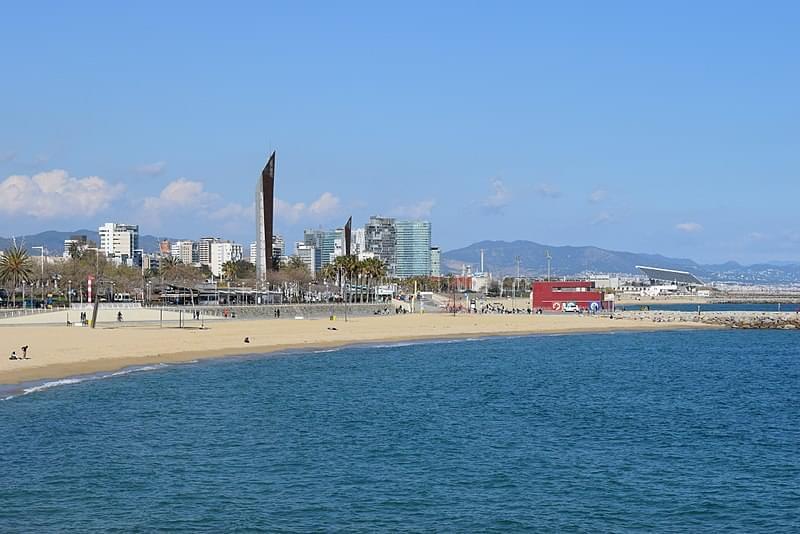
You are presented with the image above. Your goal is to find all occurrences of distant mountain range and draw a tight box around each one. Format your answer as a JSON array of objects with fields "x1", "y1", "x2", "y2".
[
  {"x1": 0, "y1": 230, "x2": 171, "y2": 256},
  {"x1": 442, "y1": 240, "x2": 800, "y2": 284}
]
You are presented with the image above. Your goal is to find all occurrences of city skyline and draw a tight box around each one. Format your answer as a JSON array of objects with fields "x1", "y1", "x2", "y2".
[{"x1": 1, "y1": 3, "x2": 799, "y2": 264}]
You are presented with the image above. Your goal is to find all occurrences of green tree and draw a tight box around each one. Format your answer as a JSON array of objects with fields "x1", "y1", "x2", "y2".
[
  {"x1": 318, "y1": 263, "x2": 337, "y2": 283},
  {"x1": 359, "y1": 257, "x2": 386, "y2": 302},
  {"x1": 67, "y1": 241, "x2": 84, "y2": 260},
  {"x1": 287, "y1": 256, "x2": 306, "y2": 271},
  {"x1": 0, "y1": 245, "x2": 34, "y2": 306},
  {"x1": 222, "y1": 261, "x2": 240, "y2": 281}
]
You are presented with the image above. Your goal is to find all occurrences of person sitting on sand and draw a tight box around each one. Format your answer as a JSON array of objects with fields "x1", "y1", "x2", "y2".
[{"x1": 9, "y1": 351, "x2": 17, "y2": 360}]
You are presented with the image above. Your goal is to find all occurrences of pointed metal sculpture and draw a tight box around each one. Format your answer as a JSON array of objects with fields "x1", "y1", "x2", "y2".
[
  {"x1": 256, "y1": 152, "x2": 276, "y2": 280},
  {"x1": 344, "y1": 216, "x2": 352, "y2": 256}
]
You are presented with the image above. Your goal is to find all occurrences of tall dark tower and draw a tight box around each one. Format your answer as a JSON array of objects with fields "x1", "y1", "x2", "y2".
[
  {"x1": 344, "y1": 216, "x2": 352, "y2": 256},
  {"x1": 256, "y1": 151, "x2": 276, "y2": 280}
]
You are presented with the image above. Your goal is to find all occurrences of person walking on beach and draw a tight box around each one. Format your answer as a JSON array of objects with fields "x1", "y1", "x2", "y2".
[{"x1": 21, "y1": 346, "x2": 28, "y2": 359}]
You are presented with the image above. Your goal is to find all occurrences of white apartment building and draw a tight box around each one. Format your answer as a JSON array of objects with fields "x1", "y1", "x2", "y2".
[
  {"x1": 98, "y1": 223, "x2": 140, "y2": 266},
  {"x1": 63, "y1": 235, "x2": 89, "y2": 258},
  {"x1": 198, "y1": 237, "x2": 221, "y2": 266},
  {"x1": 295, "y1": 243, "x2": 317, "y2": 276},
  {"x1": 352, "y1": 227, "x2": 366, "y2": 256},
  {"x1": 171, "y1": 240, "x2": 197, "y2": 265},
  {"x1": 210, "y1": 241, "x2": 244, "y2": 278},
  {"x1": 249, "y1": 242, "x2": 257, "y2": 265}
]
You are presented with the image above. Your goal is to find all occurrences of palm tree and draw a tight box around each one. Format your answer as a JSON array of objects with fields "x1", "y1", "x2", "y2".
[
  {"x1": 361, "y1": 257, "x2": 386, "y2": 302},
  {"x1": 0, "y1": 245, "x2": 34, "y2": 307},
  {"x1": 287, "y1": 256, "x2": 307, "y2": 271},
  {"x1": 67, "y1": 241, "x2": 84, "y2": 260},
  {"x1": 222, "y1": 261, "x2": 240, "y2": 281},
  {"x1": 319, "y1": 264, "x2": 337, "y2": 283},
  {"x1": 333, "y1": 255, "x2": 360, "y2": 302}
]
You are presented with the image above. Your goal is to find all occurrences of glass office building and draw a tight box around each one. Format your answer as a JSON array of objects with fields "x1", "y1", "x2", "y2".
[{"x1": 394, "y1": 220, "x2": 431, "y2": 278}]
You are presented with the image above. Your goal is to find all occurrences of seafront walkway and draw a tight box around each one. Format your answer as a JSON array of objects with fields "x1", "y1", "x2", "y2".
[{"x1": 0, "y1": 302, "x2": 390, "y2": 326}]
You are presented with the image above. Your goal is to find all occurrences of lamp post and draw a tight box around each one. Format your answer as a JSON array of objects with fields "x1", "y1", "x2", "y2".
[
  {"x1": 32, "y1": 246, "x2": 44, "y2": 308},
  {"x1": 512, "y1": 255, "x2": 520, "y2": 311},
  {"x1": 68, "y1": 280, "x2": 72, "y2": 305}
]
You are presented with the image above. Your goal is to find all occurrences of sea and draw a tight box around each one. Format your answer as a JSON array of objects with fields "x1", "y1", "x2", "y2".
[{"x1": 1, "y1": 330, "x2": 798, "y2": 532}]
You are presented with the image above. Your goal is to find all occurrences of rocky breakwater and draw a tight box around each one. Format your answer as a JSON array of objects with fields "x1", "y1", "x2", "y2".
[
  {"x1": 618, "y1": 310, "x2": 800, "y2": 330},
  {"x1": 698, "y1": 312, "x2": 800, "y2": 330}
]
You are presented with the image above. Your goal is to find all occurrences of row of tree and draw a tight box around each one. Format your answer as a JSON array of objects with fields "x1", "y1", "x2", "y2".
[{"x1": 1, "y1": 244, "x2": 395, "y2": 306}]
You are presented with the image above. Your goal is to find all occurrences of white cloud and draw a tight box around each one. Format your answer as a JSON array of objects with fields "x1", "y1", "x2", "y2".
[
  {"x1": 589, "y1": 189, "x2": 607, "y2": 203},
  {"x1": 209, "y1": 202, "x2": 255, "y2": 221},
  {"x1": 274, "y1": 192, "x2": 341, "y2": 223},
  {"x1": 143, "y1": 178, "x2": 216, "y2": 211},
  {"x1": 274, "y1": 198, "x2": 307, "y2": 223},
  {"x1": 0, "y1": 169, "x2": 124, "y2": 218},
  {"x1": 675, "y1": 222, "x2": 703, "y2": 233},
  {"x1": 535, "y1": 183, "x2": 562, "y2": 198},
  {"x1": 308, "y1": 192, "x2": 341, "y2": 217},
  {"x1": 136, "y1": 161, "x2": 167, "y2": 176},
  {"x1": 391, "y1": 199, "x2": 436, "y2": 219},
  {"x1": 484, "y1": 179, "x2": 510, "y2": 211}
]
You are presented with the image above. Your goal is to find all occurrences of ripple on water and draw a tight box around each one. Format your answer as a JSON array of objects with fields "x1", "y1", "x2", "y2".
[{"x1": 0, "y1": 329, "x2": 798, "y2": 531}]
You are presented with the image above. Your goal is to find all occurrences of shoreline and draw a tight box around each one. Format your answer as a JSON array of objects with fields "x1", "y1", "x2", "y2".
[{"x1": 0, "y1": 314, "x2": 717, "y2": 388}]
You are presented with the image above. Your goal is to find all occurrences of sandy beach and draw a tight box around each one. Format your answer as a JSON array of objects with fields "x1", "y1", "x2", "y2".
[{"x1": 0, "y1": 313, "x2": 715, "y2": 385}]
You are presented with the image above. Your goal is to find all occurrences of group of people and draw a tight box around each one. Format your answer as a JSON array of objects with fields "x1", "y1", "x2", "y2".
[
  {"x1": 273, "y1": 308, "x2": 281, "y2": 319},
  {"x1": 9, "y1": 345, "x2": 29, "y2": 360}
]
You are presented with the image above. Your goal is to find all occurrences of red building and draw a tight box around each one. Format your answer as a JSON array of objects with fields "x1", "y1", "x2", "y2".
[{"x1": 530, "y1": 281, "x2": 605, "y2": 312}]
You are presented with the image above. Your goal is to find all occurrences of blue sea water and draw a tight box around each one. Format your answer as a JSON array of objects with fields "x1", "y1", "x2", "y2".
[{"x1": 1, "y1": 330, "x2": 799, "y2": 532}]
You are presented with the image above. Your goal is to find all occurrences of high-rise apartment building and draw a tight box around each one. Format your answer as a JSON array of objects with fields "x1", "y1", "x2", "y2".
[
  {"x1": 430, "y1": 246, "x2": 441, "y2": 277},
  {"x1": 171, "y1": 240, "x2": 197, "y2": 265},
  {"x1": 272, "y1": 235, "x2": 286, "y2": 266},
  {"x1": 142, "y1": 254, "x2": 161, "y2": 274},
  {"x1": 295, "y1": 242, "x2": 317, "y2": 276},
  {"x1": 395, "y1": 220, "x2": 431, "y2": 278},
  {"x1": 352, "y1": 228, "x2": 366, "y2": 256},
  {"x1": 63, "y1": 235, "x2": 89, "y2": 258},
  {"x1": 198, "y1": 237, "x2": 221, "y2": 266},
  {"x1": 98, "y1": 223, "x2": 140, "y2": 266},
  {"x1": 365, "y1": 216, "x2": 397, "y2": 276},
  {"x1": 304, "y1": 228, "x2": 344, "y2": 270},
  {"x1": 209, "y1": 241, "x2": 244, "y2": 278}
]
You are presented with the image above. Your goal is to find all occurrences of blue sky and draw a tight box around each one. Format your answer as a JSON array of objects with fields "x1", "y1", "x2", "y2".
[{"x1": 1, "y1": 1, "x2": 798, "y2": 264}]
